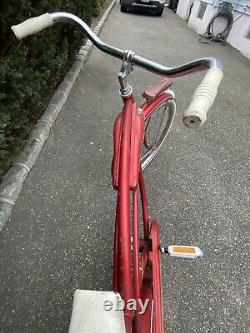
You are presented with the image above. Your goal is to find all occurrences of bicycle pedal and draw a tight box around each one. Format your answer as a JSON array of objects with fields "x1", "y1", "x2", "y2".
[{"x1": 160, "y1": 245, "x2": 203, "y2": 259}]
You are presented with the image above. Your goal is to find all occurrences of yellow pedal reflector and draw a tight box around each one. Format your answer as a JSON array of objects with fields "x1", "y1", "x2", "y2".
[{"x1": 167, "y1": 245, "x2": 203, "y2": 259}]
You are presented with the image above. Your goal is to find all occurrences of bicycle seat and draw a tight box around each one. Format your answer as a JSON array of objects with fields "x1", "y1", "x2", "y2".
[
  {"x1": 142, "y1": 77, "x2": 173, "y2": 101},
  {"x1": 68, "y1": 290, "x2": 126, "y2": 333}
]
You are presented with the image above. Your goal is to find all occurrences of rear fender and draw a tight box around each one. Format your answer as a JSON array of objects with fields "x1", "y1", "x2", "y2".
[{"x1": 142, "y1": 91, "x2": 174, "y2": 120}]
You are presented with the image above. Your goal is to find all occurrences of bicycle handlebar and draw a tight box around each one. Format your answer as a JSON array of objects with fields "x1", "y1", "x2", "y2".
[{"x1": 11, "y1": 12, "x2": 223, "y2": 128}]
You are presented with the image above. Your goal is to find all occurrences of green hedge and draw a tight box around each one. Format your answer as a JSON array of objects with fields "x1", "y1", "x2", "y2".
[{"x1": 0, "y1": 0, "x2": 105, "y2": 179}]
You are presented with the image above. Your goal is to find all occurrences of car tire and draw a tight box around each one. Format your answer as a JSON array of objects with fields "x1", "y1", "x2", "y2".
[
  {"x1": 121, "y1": 5, "x2": 128, "y2": 12},
  {"x1": 120, "y1": 1, "x2": 128, "y2": 13},
  {"x1": 155, "y1": 5, "x2": 164, "y2": 16}
]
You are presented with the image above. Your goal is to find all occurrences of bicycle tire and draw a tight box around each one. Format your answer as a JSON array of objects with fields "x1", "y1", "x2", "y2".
[
  {"x1": 141, "y1": 98, "x2": 176, "y2": 170},
  {"x1": 131, "y1": 175, "x2": 164, "y2": 332}
]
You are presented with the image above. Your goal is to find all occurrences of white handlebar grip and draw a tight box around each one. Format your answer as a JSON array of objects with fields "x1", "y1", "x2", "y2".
[
  {"x1": 11, "y1": 13, "x2": 53, "y2": 40},
  {"x1": 183, "y1": 68, "x2": 223, "y2": 129}
]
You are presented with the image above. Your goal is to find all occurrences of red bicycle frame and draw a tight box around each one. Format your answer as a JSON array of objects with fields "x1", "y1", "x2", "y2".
[{"x1": 112, "y1": 90, "x2": 174, "y2": 333}]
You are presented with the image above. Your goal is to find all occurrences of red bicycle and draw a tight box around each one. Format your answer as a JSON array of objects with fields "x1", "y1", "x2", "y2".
[{"x1": 12, "y1": 12, "x2": 223, "y2": 333}]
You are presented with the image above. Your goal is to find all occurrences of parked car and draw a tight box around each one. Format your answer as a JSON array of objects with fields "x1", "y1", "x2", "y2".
[{"x1": 120, "y1": 0, "x2": 165, "y2": 16}]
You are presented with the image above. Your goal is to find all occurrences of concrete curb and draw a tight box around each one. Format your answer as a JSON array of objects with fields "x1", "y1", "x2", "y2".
[{"x1": 0, "y1": 0, "x2": 117, "y2": 231}]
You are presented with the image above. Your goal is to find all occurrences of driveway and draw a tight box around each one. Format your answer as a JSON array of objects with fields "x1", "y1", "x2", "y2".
[{"x1": 0, "y1": 2, "x2": 249, "y2": 332}]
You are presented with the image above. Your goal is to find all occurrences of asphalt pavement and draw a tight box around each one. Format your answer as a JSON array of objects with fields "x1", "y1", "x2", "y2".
[{"x1": 0, "y1": 2, "x2": 249, "y2": 332}]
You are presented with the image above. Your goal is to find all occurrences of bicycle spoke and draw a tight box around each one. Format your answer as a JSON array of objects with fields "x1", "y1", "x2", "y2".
[
  {"x1": 154, "y1": 105, "x2": 167, "y2": 145},
  {"x1": 141, "y1": 99, "x2": 176, "y2": 170}
]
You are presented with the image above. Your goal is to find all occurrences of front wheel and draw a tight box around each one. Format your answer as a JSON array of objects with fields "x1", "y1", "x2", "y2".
[{"x1": 141, "y1": 97, "x2": 176, "y2": 170}]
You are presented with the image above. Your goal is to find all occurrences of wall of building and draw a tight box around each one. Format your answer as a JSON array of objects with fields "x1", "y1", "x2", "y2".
[
  {"x1": 227, "y1": 10, "x2": 250, "y2": 58},
  {"x1": 188, "y1": 0, "x2": 217, "y2": 34},
  {"x1": 176, "y1": 0, "x2": 193, "y2": 20},
  {"x1": 177, "y1": 0, "x2": 250, "y2": 58}
]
